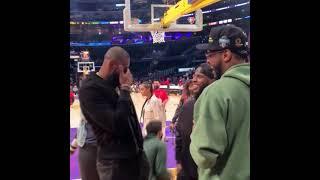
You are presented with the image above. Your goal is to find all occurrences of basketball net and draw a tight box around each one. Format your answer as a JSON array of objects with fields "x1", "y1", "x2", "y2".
[
  {"x1": 83, "y1": 66, "x2": 89, "y2": 75},
  {"x1": 151, "y1": 31, "x2": 165, "y2": 44}
]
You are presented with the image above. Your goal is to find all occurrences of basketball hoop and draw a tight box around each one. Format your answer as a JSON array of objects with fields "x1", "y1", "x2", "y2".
[
  {"x1": 123, "y1": 1, "x2": 203, "y2": 32},
  {"x1": 151, "y1": 31, "x2": 165, "y2": 43},
  {"x1": 83, "y1": 66, "x2": 90, "y2": 75}
]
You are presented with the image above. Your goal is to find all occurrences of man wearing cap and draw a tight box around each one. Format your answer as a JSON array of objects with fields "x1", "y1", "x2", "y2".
[{"x1": 190, "y1": 24, "x2": 250, "y2": 180}]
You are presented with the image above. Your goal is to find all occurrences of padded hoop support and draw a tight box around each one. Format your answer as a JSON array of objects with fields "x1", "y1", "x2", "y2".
[{"x1": 123, "y1": 0, "x2": 203, "y2": 32}]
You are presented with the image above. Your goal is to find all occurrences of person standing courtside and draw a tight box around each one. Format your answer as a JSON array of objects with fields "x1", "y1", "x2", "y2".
[
  {"x1": 170, "y1": 80, "x2": 192, "y2": 131},
  {"x1": 70, "y1": 71, "x2": 100, "y2": 180},
  {"x1": 70, "y1": 109, "x2": 99, "y2": 180},
  {"x1": 190, "y1": 24, "x2": 250, "y2": 180},
  {"x1": 139, "y1": 82, "x2": 166, "y2": 141},
  {"x1": 175, "y1": 63, "x2": 215, "y2": 180},
  {"x1": 79, "y1": 46, "x2": 149, "y2": 180}
]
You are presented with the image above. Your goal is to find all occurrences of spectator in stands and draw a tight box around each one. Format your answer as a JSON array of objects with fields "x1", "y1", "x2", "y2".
[
  {"x1": 164, "y1": 78, "x2": 170, "y2": 86},
  {"x1": 73, "y1": 85, "x2": 79, "y2": 95},
  {"x1": 160, "y1": 78, "x2": 166, "y2": 85},
  {"x1": 79, "y1": 46, "x2": 149, "y2": 180},
  {"x1": 140, "y1": 82, "x2": 167, "y2": 141},
  {"x1": 153, "y1": 81, "x2": 169, "y2": 108},
  {"x1": 172, "y1": 76, "x2": 178, "y2": 85},
  {"x1": 190, "y1": 25, "x2": 250, "y2": 180},
  {"x1": 178, "y1": 77, "x2": 184, "y2": 86},
  {"x1": 175, "y1": 63, "x2": 215, "y2": 180},
  {"x1": 143, "y1": 121, "x2": 170, "y2": 180},
  {"x1": 70, "y1": 90, "x2": 75, "y2": 106}
]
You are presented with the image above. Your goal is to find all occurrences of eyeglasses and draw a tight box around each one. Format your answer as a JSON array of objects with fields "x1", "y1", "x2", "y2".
[{"x1": 205, "y1": 50, "x2": 225, "y2": 59}]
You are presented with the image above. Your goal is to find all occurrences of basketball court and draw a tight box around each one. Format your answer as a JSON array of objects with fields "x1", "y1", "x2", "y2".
[{"x1": 70, "y1": 0, "x2": 250, "y2": 179}]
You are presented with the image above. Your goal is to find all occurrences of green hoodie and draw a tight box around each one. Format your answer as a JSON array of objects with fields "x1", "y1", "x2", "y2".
[
  {"x1": 190, "y1": 63, "x2": 250, "y2": 180},
  {"x1": 143, "y1": 134, "x2": 170, "y2": 180}
]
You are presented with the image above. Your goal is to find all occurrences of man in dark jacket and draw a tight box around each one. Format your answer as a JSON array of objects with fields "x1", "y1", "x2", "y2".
[
  {"x1": 79, "y1": 46, "x2": 149, "y2": 180},
  {"x1": 175, "y1": 63, "x2": 215, "y2": 180}
]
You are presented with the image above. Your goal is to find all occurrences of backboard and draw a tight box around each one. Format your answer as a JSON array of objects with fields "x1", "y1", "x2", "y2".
[
  {"x1": 77, "y1": 62, "x2": 95, "y2": 73},
  {"x1": 123, "y1": 0, "x2": 203, "y2": 32}
]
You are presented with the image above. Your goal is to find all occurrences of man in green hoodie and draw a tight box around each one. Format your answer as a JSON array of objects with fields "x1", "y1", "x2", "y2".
[{"x1": 190, "y1": 24, "x2": 250, "y2": 180}]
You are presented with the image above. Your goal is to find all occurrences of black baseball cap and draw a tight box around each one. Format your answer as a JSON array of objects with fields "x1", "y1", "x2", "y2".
[{"x1": 196, "y1": 24, "x2": 249, "y2": 57}]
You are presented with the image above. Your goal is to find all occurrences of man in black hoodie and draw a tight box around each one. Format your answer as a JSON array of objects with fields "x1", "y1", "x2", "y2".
[{"x1": 79, "y1": 46, "x2": 149, "y2": 180}]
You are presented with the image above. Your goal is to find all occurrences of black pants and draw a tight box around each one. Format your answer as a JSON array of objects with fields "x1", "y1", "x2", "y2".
[
  {"x1": 78, "y1": 144, "x2": 100, "y2": 180},
  {"x1": 177, "y1": 170, "x2": 197, "y2": 180},
  {"x1": 96, "y1": 152, "x2": 149, "y2": 180}
]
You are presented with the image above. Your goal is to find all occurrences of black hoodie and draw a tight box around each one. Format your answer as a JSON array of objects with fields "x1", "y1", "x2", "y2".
[{"x1": 79, "y1": 73, "x2": 143, "y2": 160}]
